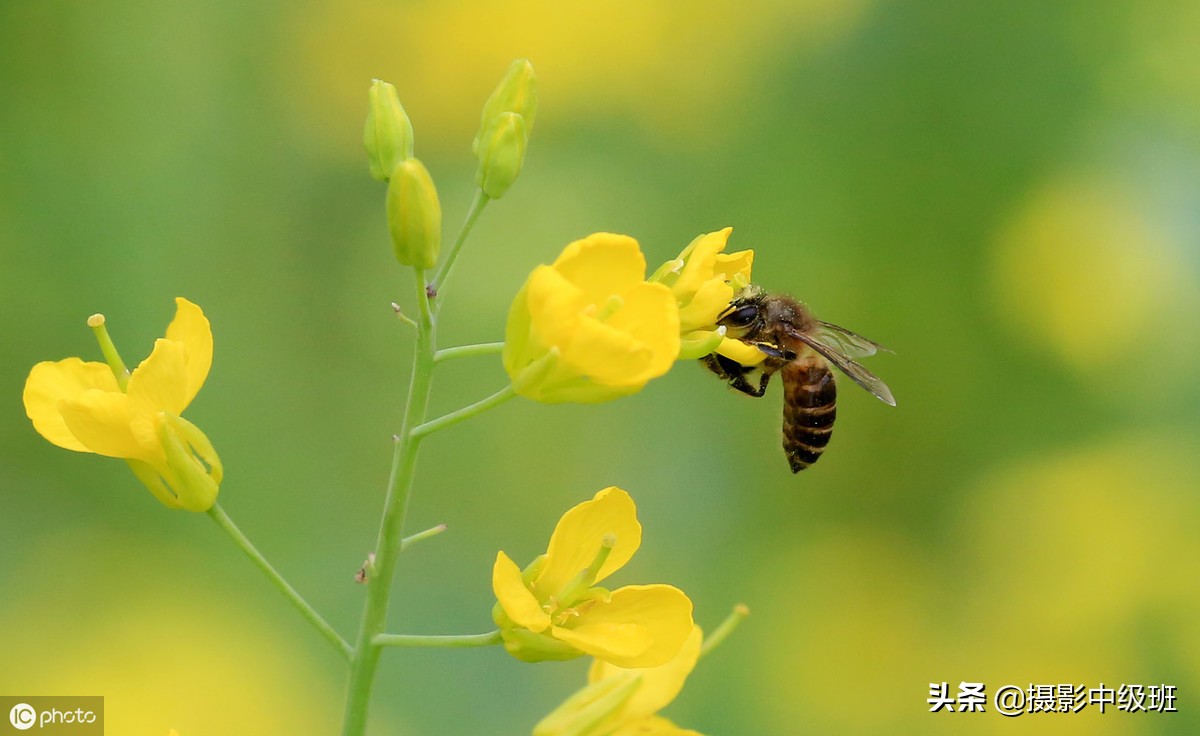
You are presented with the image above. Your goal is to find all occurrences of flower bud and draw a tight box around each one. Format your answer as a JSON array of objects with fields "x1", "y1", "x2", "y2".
[
  {"x1": 473, "y1": 59, "x2": 537, "y2": 155},
  {"x1": 363, "y1": 79, "x2": 414, "y2": 181},
  {"x1": 476, "y1": 111, "x2": 527, "y2": 199},
  {"x1": 386, "y1": 158, "x2": 442, "y2": 269}
]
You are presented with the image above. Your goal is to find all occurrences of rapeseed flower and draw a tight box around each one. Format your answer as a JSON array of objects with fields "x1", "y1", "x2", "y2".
[
  {"x1": 503, "y1": 233, "x2": 680, "y2": 403},
  {"x1": 23, "y1": 297, "x2": 222, "y2": 511},
  {"x1": 493, "y1": 487, "x2": 693, "y2": 667},
  {"x1": 650, "y1": 227, "x2": 762, "y2": 364}
]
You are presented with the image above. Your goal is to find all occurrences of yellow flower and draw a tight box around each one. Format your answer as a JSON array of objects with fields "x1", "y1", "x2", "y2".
[
  {"x1": 22, "y1": 297, "x2": 223, "y2": 512},
  {"x1": 492, "y1": 487, "x2": 694, "y2": 668},
  {"x1": 503, "y1": 233, "x2": 680, "y2": 403},
  {"x1": 650, "y1": 227, "x2": 763, "y2": 365},
  {"x1": 534, "y1": 626, "x2": 705, "y2": 736}
]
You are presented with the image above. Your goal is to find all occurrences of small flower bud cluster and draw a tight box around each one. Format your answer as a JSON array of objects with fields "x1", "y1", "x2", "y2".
[{"x1": 365, "y1": 60, "x2": 538, "y2": 271}]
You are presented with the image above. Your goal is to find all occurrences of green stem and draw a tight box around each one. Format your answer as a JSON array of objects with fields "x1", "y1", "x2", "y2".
[
  {"x1": 410, "y1": 384, "x2": 516, "y2": 439},
  {"x1": 699, "y1": 604, "x2": 750, "y2": 658},
  {"x1": 431, "y1": 189, "x2": 489, "y2": 298},
  {"x1": 434, "y1": 341, "x2": 505, "y2": 363},
  {"x1": 400, "y1": 523, "x2": 447, "y2": 550},
  {"x1": 373, "y1": 630, "x2": 502, "y2": 648},
  {"x1": 207, "y1": 502, "x2": 351, "y2": 659},
  {"x1": 341, "y1": 269, "x2": 437, "y2": 736}
]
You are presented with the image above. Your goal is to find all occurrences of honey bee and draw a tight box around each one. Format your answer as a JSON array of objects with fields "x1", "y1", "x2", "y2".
[{"x1": 702, "y1": 284, "x2": 895, "y2": 472}]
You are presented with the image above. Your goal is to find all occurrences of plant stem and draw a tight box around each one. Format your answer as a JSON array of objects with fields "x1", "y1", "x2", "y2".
[
  {"x1": 434, "y1": 341, "x2": 505, "y2": 363},
  {"x1": 699, "y1": 604, "x2": 750, "y2": 658},
  {"x1": 431, "y1": 189, "x2": 489, "y2": 297},
  {"x1": 410, "y1": 384, "x2": 516, "y2": 439},
  {"x1": 207, "y1": 502, "x2": 351, "y2": 659},
  {"x1": 400, "y1": 523, "x2": 448, "y2": 550},
  {"x1": 341, "y1": 269, "x2": 437, "y2": 736},
  {"x1": 373, "y1": 630, "x2": 502, "y2": 648}
]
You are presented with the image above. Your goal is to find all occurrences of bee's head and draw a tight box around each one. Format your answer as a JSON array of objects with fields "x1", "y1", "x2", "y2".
[{"x1": 717, "y1": 284, "x2": 768, "y2": 336}]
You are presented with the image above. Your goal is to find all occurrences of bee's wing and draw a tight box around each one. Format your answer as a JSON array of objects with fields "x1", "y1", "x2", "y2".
[
  {"x1": 814, "y1": 320, "x2": 894, "y2": 357},
  {"x1": 793, "y1": 327, "x2": 896, "y2": 406}
]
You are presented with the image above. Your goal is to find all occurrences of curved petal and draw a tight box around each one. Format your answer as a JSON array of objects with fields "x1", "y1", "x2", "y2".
[
  {"x1": 561, "y1": 318, "x2": 656, "y2": 386},
  {"x1": 570, "y1": 584, "x2": 693, "y2": 668},
  {"x1": 552, "y1": 233, "x2": 646, "y2": 305},
  {"x1": 590, "y1": 626, "x2": 703, "y2": 722},
  {"x1": 537, "y1": 487, "x2": 641, "y2": 597},
  {"x1": 127, "y1": 339, "x2": 190, "y2": 416},
  {"x1": 164, "y1": 297, "x2": 212, "y2": 408},
  {"x1": 23, "y1": 358, "x2": 120, "y2": 452},
  {"x1": 502, "y1": 279, "x2": 538, "y2": 379},
  {"x1": 552, "y1": 621, "x2": 654, "y2": 663},
  {"x1": 673, "y1": 228, "x2": 731, "y2": 297},
  {"x1": 603, "y1": 281, "x2": 680, "y2": 379},
  {"x1": 493, "y1": 551, "x2": 551, "y2": 633},
  {"x1": 527, "y1": 265, "x2": 587, "y2": 351},
  {"x1": 677, "y1": 279, "x2": 734, "y2": 332},
  {"x1": 59, "y1": 389, "x2": 147, "y2": 460},
  {"x1": 715, "y1": 337, "x2": 768, "y2": 366},
  {"x1": 714, "y1": 249, "x2": 753, "y2": 281}
]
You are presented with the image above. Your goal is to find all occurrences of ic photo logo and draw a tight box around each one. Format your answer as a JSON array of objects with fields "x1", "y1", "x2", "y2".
[
  {"x1": 8, "y1": 704, "x2": 35, "y2": 731},
  {"x1": 1, "y1": 698, "x2": 103, "y2": 734}
]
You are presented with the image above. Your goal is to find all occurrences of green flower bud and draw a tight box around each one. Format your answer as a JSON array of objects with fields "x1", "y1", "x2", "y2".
[
  {"x1": 364, "y1": 79, "x2": 414, "y2": 181},
  {"x1": 476, "y1": 111, "x2": 528, "y2": 199},
  {"x1": 386, "y1": 158, "x2": 442, "y2": 269},
  {"x1": 473, "y1": 59, "x2": 537, "y2": 155}
]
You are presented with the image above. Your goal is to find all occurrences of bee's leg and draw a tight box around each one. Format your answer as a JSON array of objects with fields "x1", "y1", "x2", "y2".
[
  {"x1": 700, "y1": 353, "x2": 733, "y2": 381},
  {"x1": 729, "y1": 368, "x2": 770, "y2": 397},
  {"x1": 703, "y1": 351, "x2": 770, "y2": 397}
]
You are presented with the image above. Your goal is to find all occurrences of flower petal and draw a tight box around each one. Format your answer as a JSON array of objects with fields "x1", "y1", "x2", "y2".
[
  {"x1": 673, "y1": 228, "x2": 731, "y2": 297},
  {"x1": 553, "y1": 621, "x2": 654, "y2": 663},
  {"x1": 164, "y1": 297, "x2": 213, "y2": 408},
  {"x1": 715, "y1": 249, "x2": 753, "y2": 281},
  {"x1": 537, "y1": 487, "x2": 641, "y2": 597},
  {"x1": 677, "y1": 279, "x2": 734, "y2": 333},
  {"x1": 127, "y1": 339, "x2": 190, "y2": 416},
  {"x1": 23, "y1": 358, "x2": 120, "y2": 452},
  {"x1": 715, "y1": 337, "x2": 768, "y2": 366},
  {"x1": 601, "y1": 281, "x2": 680, "y2": 380},
  {"x1": 502, "y1": 280, "x2": 536, "y2": 378},
  {"x1": 493, "y1": 551, "x2": 551, "y2": 633},
  {"x1": 552, "y1": 233, "x2": 646, "y2": 306},
  {"x1": 569, "y1": 584, "x2": 694, "y2": 668},
  {"x1": 590, "y1": 626, "x2": 703, "y2": 722},
  {"x1": 59, "y1": 389, "x2": 147, "y2": 459}
]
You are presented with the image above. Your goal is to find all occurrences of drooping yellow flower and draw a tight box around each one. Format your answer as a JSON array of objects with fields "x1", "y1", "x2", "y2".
[
  {"x1": 650, "y1": 227, "x2": 763, "y2": 365},
  {"x1": 492, "y1": 487, "x2": 693, "y2": 668},
  {"x1": 23, "y1": 297, "x2": 223, "y2": 512},
  {"x1": 534, "y1": 626, "x2": 705, "y2": 736},
  {"x1": 503, "y1": 233, "x2": 680, "y2": 403}
]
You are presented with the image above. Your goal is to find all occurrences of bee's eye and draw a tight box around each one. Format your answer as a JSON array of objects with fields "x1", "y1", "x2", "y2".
[{"x1": 722, "y1": 305, "x2": 759, "y2": 328}]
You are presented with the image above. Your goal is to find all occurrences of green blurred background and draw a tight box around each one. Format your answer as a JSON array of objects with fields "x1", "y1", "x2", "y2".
[{"x1": 3, "y1": 0, "x2": 1199, "y2": 733}]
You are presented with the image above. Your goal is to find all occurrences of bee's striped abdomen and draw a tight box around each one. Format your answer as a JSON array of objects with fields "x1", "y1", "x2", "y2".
[{"x1": 781, "y1": 359, "x2": 837, "y2": 472}]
